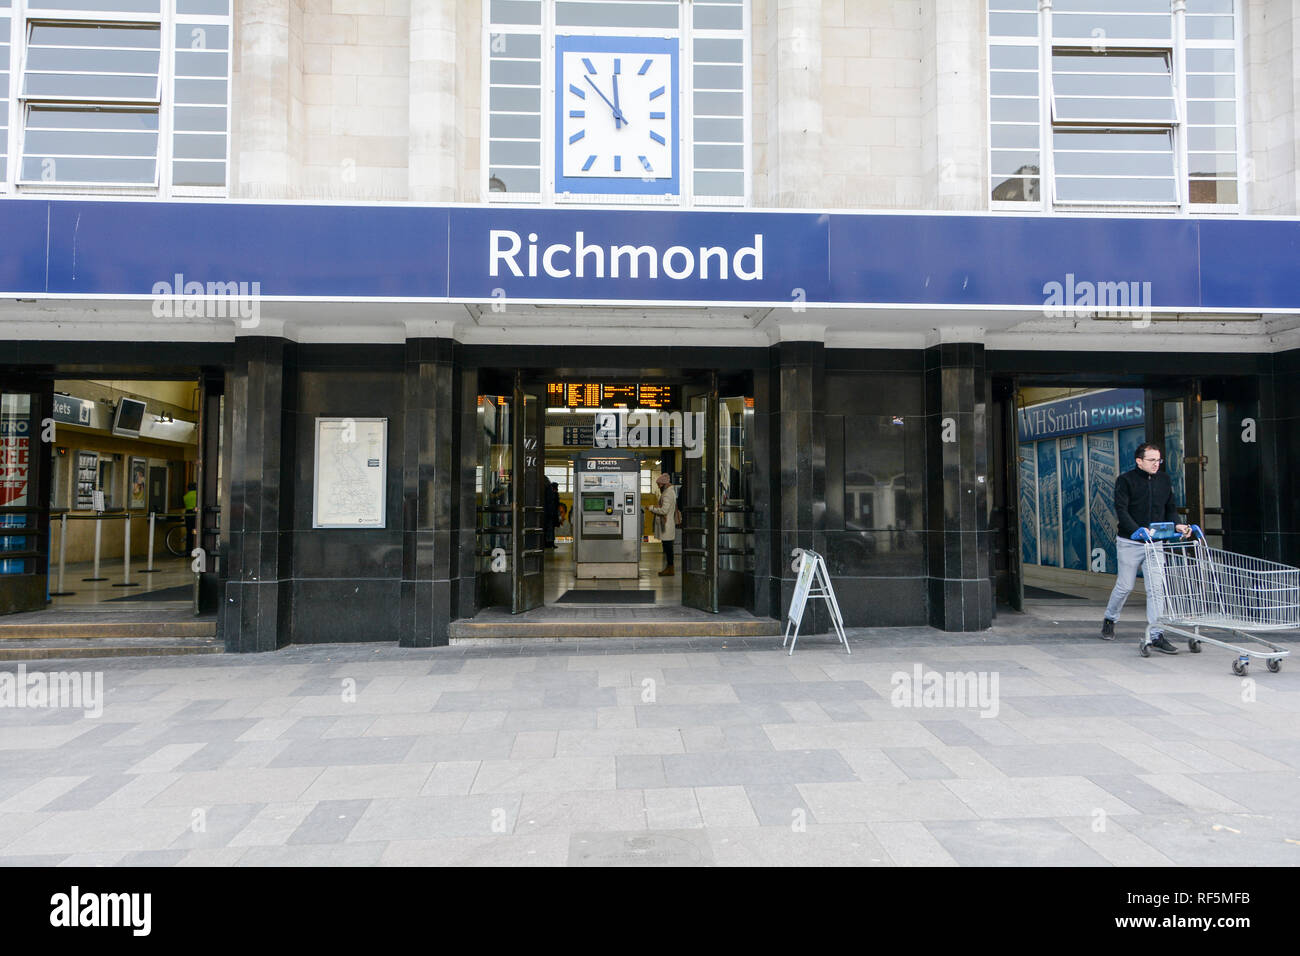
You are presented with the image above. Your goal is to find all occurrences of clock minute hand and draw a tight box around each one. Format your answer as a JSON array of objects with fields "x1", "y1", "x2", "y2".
[
  {"x1": 584, "y1": 73, "x2": 629, "y2": 127},
  {"x1": 612, "y1": 71, "x2": 623, "y2": 129}
]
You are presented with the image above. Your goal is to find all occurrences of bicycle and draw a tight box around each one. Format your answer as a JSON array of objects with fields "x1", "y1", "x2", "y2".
[{"x1": 163, "y1": 517, "x2": 192, "y2": 557}]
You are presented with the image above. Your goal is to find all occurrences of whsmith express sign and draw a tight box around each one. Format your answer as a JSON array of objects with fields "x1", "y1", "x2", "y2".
[{"x1": 1017, "y1": 389, "x2": 1145, "y2": 443}]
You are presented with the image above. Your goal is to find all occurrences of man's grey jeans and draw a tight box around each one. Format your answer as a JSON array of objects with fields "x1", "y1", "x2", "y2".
[{"x1": 1104, "y1": 537, "x2": 1163, "y2": 633}]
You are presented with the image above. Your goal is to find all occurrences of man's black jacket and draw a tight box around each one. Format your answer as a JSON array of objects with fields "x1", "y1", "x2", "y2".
[{"x1": 1114, "y1": 467, "x2": 1179, "y2": 539}]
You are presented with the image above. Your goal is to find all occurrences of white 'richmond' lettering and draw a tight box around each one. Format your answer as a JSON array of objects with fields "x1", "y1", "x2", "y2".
[{"x1": 489, "y1": 231, "x2": 764, "y2": 282}]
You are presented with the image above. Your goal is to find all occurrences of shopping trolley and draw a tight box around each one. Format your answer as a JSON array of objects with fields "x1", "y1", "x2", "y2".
[{"x1": 1138, "y1": 525, "x2": 1296, "y2": 675}]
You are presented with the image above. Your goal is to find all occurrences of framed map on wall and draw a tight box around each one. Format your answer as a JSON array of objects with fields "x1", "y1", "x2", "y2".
[{"x1": 312, "y1": 418, "x2": 387, "y2": 529}]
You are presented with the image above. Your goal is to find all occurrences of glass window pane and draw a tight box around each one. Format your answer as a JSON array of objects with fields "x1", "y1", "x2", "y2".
[
  {"x1": 1186, "y1": 126, "x2": 1235, "y2": 151},
  {"x1": 489, "y1": 0, "x2": 541, "y2": 26},
  {"x1": 28, "y1": 0, "x2": 160, "y2": 11},
  {"x1": 1187, "y1": 152, "x2": 1236, "y2": 176},
  {"x1": 1054, "y1": 149, "x2": 1175, "y2": 177},
  {"x1": 556, "y1": 2, "x2": 678, "y2": 29},
  {"x1": 989, "y1": 12, "x2": 1037, "y2": 36},
  {"x1": 990, "y1": 149, "x2": 1040, "y2": 176},
  {"x1": 694, "y1": 38, "x2": 742, "y2": 63},
  {"x1": 489, "y1": 112, "x2": 541, "y2": 138},
  {"x1": 30, "y1": 23, "x2": 159, "y2": 48},
  {"x1": 991, "y1": 98, "x2": 1039, "y2": 122},
  {"x1": 695, "y1": 144, "x2": 742, "y2": 169},
  {"x1": 27, "y1": 107, "x2": 156, "y2": 130},
  {"x1": 173, "y1": 131, "x2": 224, "y2": 159},
  {"x1": 26, "y1": 47, "x2": 160, "y2": 73},
  {"x1": 1187, "y1": 100, "x2": 1235, "y2": 124},
  {"x1": 21, "y1": 155, "x2": 155, "y2": 183},
  {"x1": 1186, "y1": 74, "x2": 1234, "y2": 98},
  {"x1": 1053, "y1": 73, "x2": 1174, "y2": 97},
  {"x1": 990, "y1": 45, "x2": 1039, "y2": 69},
  {"x1": 694, "y1": 116, "x2": 742, "y2": 142},
  {"x1": 175, "y1": 50, "x2": 228, "y2": 77},
  {"x1": 990, "y1": 71, "x2": 1038, "y2": 95},
  {"x1": 1052, "y1": 52, "x2": 1169, "y2": 74},
  {"x1": 1186, "y1": 16, "x2": 1233, "y2": 40},
  {"x1": 177, "y1": 0, "x2": 230, "y2": 14},
  {"x1": 175, "y1": 24, "x2": 229, "y2": 49},
  {"x1": 489, "y1": 58, "x2": 539, "y2": 86},
  {"x1": 489, "y1": 166, "x2": 541, "y2": 193},
  {"x1": 1187, "y1": 0, "x2": 1233, "y2": 12},
  {"x1": 1054, "y1": 0, "x2": 1167, "y2": 10},
  {"x1": 1186, "y1": 49, "x2": 1234, "y2": 73},
  {"x1": 489, "y1": 86, "x2": 540, "y2": 111},
  {"x1": 174, "y1": 78, "x2": 226, "y2": 104},
  {"x1": 694, "y1": 169, "x2": 743, "y2": 196},
  {"x1": 173, "y1": 159, "x2": 225, "y2": 186},
  {"x1": 991, "y1": 123, "x2": 1040, "y2": 148},
  {"x1": 1054, "y1": 97, "x2": 1175, "y2": 122},
  {"x1": 694, "y1": 91, "x2": 742, "y2": 115},
  {"x1": 694, "y1": 4, "x2": 742, "y2": 30},
  {"x1": 1052, "y1": 13, "x2": 1170, "y2": 40},
  {"x1": 991, "y1": 174, "x2": 1040, "y2": 202},
  {"x1": 694, "y1": 64, "x2": 742, "y2": 89},
  {"x1": 1187, "y1": 178, "x2": 1236, "y2": 204},
  {"x1": 174, "y1": 105, "x2": 226, "y2": 131},
  {"x1": 491, "y1": 33, "x2": 541, "y2": 58},
  {"x1": 489, "y1": 139, "x2": 539, "y2": 165},
  {"x1": 1055, "y1": 176, "x2": 1177, "y2": 202},
  {"x1": 26, "y1": 128, "x2": 156, "y2": 156},
  {"x1": 25, "y1": 73, "x2": 159, "y2": 98}
]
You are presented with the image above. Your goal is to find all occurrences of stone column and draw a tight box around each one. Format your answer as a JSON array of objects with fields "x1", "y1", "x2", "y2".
[
  {"x1": 924, "y1": 338, "x2": 992, "y2": 631},
  {"x1": 221, "y1": 336, "x2": 293, "y2": 652},
  {"x1": 409, "y1": 0, "x2": 459, "y2": 201},
  {"x1": 399, "y1": 337, "x2": 458, "y2": 646},
  {"x1": 234, "y1": 0, "x2": 302, "y2": 196},
  {"x1": 920, "y1": 0, "x2": 987, "y2": 209},
  {"x1": 1245, "y1": 0, "x2": 1300, "y2": 214},
  {"x1": 766, "y1": 0, "x2": 823, "y2": 207}
]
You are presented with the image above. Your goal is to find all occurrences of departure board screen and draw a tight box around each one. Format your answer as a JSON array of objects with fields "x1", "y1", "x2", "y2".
[
  {"x1": 545, "y1": 383, "x2": 680, "y2": 409},
  {"x1": 601, "y1": 384, "x2": 637, "y2": 406},
  {"x1": 637, "y1": 384, "x2": 677, "y2": 409},
  {"x1": 566, "y1": 383, "x2": 602, "y2": 408}
]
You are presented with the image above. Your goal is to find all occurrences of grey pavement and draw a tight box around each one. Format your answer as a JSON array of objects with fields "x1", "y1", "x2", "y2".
[{"x1": 0, "y1": 612, "x2": 1298, "y2": 866}]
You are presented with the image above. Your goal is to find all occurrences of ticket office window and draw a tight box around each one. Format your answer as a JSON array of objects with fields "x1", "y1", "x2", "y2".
[{"x1": 98, "y1": 453, "x2": 121, "y2": 509}]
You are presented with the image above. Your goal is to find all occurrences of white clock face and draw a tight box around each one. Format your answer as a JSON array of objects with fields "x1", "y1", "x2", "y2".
[{"x1": 558, "y1": 46, "x2": 675, "y2": 183}]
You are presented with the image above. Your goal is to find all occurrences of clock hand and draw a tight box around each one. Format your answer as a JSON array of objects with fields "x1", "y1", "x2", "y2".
[
  {"x1": 612, "y1": 71, "x2": 622, "y2": 129},
  {"x1": 584, "y1": 73, "x2": 630, "y2": 127}
]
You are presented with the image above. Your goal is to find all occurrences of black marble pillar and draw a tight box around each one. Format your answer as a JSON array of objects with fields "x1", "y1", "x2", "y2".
[
  {"x1": 769, "y1": 341, "x2": 827, "y2": 632},
  {"x1": 924, "y1": 343, "x2": 992, "y2": 631},
  {"x1": 221, "y1": 336, "x2": 293, "y2": 652},
  {"x1": 399, "y1": 338, "x2": 458, "y2": 646},
  {"x1": 1261, "y1": 348, "x2": 1300, "y2": 566}
]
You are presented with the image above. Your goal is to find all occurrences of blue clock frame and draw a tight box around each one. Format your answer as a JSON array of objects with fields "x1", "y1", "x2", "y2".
[{"x1": 554, "y1": 34, "x2": 680, "y2": 196}]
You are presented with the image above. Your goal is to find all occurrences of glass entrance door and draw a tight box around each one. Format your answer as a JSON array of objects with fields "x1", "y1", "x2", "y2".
[
  {"x1": 474, "y1": 376, "x2": 544, "y2": 615},
  {"x1": 681, "y1": 374, "x2": 719, "y2": 612},
  {"x1": 0, "y1": 382, "x2": 52, "y2": 615},
  {"x1": 1148, "y1": 384, "x2": 1204, "y2": 530},
  {"x1": 513, "y1": 375, "x2": 544, "y2": 613}
]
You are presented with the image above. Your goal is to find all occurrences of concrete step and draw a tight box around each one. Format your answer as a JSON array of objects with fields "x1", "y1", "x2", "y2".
[
  {"x1": 0, "y1": 637, "x2": 223, "y2": 660},
  {"x1": 0, "y1": 620, "x2": 216, "y2": 639},
  {"x1": 449, "y1": 616, "x2": 782, "y2": 640}
]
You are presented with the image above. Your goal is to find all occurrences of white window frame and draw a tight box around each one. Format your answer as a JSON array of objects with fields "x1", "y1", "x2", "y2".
[
  {"x1": 4, "y1": 0, "x2": 229, "y2": 197},
  {"x1": 482, "y1": 0, "x2": 751, "y2": 208},
  {"x1": 987, "y1": 1, "x2": 1245, "y2": 214}
]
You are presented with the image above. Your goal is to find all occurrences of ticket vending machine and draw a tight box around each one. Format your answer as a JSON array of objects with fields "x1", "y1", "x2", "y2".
[{"x1": 573, "y1": 450, "x2": 641, "y2": 578}]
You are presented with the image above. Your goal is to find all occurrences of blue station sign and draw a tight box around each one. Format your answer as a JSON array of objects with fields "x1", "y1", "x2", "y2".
[{"x1": 1017, "y1": 388, "x2": 1146, "y2": 443}]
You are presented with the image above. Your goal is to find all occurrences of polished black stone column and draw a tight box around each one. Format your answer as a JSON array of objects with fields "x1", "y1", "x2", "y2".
[
  {"x1": 769, "y1": 341, "x2": 827, "y2": 632},
  {"x1": 924, "y1": 343, "x2": 992, "y2": 631},
  {"x1": 221, "y1": 336, "x2": 293, "y2": 652},
  {"x1": 1260, "y1": 348, "x2": 1300, "y2": 566},
  {"x1": 400, "y1": 338, "x2": 458, "y2": 647}
]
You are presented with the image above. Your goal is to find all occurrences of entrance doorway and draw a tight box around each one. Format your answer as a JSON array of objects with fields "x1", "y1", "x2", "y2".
[
  {"x1": 993, "y1": 379, "x2": 1225, "y2": 613},
  {"x1": 471, "y1": 370, "x2": 760, "y2": 628}
]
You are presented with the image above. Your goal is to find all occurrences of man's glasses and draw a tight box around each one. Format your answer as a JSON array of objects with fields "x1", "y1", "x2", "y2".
[{"x1": 1141, "y1": 457, "x2": 1163, "y2": 464}]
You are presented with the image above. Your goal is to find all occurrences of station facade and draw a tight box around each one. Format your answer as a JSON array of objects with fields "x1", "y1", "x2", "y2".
[{"x1": 0, "y1": 0, "x2": 1296, "y2": 649}]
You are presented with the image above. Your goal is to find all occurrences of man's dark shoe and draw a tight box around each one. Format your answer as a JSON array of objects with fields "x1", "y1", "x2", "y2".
[
  {"x1": 1150, "y1": 634, "x2": 1179, "y2": 655},
  {"x1": 1100, "y1": 618, "x2": 1115, "y2": 640}
]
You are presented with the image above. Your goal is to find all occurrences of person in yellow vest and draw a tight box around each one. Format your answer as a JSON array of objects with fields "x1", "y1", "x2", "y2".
[
  {"x1": 183, "y1": 483, "x2": 197, "y2": 553},
  {"x1": 647, "y1": 472, "x2": 677, "y2": 576}
]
